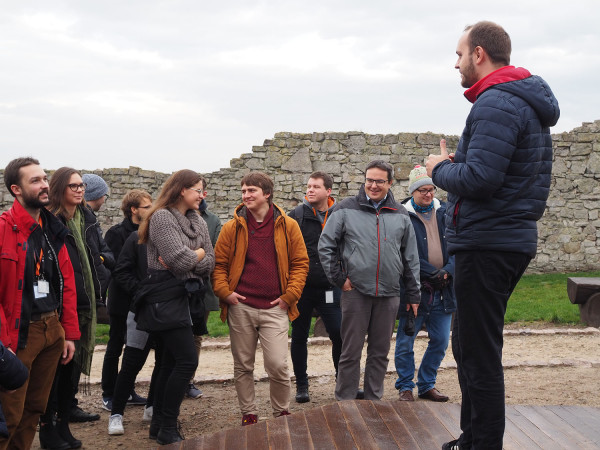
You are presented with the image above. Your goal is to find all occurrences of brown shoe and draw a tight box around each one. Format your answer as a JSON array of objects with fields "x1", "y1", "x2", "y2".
[
  {"x1": 398, "y1": 390, "x2": 414, "y2": 401},
  {"x1": 418, "y1": 388, "x2": 449, "y2": 402}
]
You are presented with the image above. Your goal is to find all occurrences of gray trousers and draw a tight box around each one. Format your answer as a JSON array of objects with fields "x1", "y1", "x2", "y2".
[{"x1": 335, "y1": 289, "x2": 400, "y2": 400}]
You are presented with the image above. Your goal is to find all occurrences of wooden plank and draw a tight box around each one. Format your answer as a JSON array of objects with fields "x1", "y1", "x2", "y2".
[
  {"x1": 503, "y1": 407, "x2": 542, "y2": 450},
  {"x1": 286, "y1": 411, "x2": 314, "y2": 450},
  {"x1": 425, "y1": 402, "x2": 461, "y2": 438},
  {"x1": 266, "y1": 416, "x2": 292, "y2": 450},
  {"x1": 224, "y1": 427, "x2": 246, "y2": 450},
  {"x1": 556, "y1": 406, "x2": 600, "y2": 445},
  {"x1": 537, "y1": 406, "x2": 599, "y2": 449},
  {"x1": 372, "y1": 401, "x2": 420, "y2": 450},
  {"x1": 516, "y1": 405, "x2": 581, "y2": 449},
  {"x1": 303, "y1": 405, "x2": 337, "y2": 449},
  {"x1": 355, "y1": 400, "x2": 402, "y2": 449},
  {"x1": 391, "y1": 401, "x2": 438, "y2": 449},
  {"x1": 245, "y1": 420, "x2": 269, "y2": 450},
  {"x1": 320, "y1": 402, "x2": 357, "y2": 449},
  {"x1": 567, "y1": 277, "x2": 600, "y2": 304},
  {"x1": 421, "y1": 402, "x2": 461, "y2": 442},
  {"x1": 338, "y1": 401, "x2": 379, "y2": 449},
  {"x1": 412, "y1": 402, "x2": 455, "y2": 445},
  {"x1": 506, "y1": 406, "x2": 564, "y2": 449}
]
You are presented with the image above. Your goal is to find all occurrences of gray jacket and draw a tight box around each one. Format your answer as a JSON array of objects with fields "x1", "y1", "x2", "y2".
[{"x1": 318, "y1": 186, "x2": 420, "y2": 302}]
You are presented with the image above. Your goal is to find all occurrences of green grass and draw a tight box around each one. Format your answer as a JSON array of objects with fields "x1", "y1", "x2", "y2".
[
  {"x1": 95, "y1": 271, "x2": 598, "y2": 344},
  {"x1": 505, "y1": 271, "x2": 600, "y2": 325}
]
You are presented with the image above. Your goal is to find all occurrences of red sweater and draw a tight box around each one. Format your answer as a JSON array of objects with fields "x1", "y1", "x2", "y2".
[{"x1": 236, "y1": 206, "x2": 281, "y2": 309}]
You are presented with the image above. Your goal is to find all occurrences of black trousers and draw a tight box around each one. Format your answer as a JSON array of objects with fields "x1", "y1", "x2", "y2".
[
  {"x1": 153, "y1": 326, "x2": 198, "y2": 428},
  {"x1": 453, "y1": 250, "x2": 530, "y2": 450},
  {"x1": 290, "y1": 286, "x2": 342, "y2": 387},
  {"x1": 111, "y1": 339, "x2": 160, "y2": 416},
  {"x1": 101, "y1": 314, "x2": 128, "y2": 397}
]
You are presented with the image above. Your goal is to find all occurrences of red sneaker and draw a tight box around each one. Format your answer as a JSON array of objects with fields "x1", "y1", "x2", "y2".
[{"x1": 242, "y1": 414, "x2": 258, "y2": 426}]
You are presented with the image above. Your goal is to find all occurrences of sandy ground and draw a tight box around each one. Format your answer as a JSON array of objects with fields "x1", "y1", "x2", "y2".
[{"x1": 30, "y1": 325, "x2": 600, "y2": 449}]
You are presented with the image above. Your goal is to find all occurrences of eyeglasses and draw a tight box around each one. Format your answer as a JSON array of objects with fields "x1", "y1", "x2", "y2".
[
  {"x1": 365, "y1": 178, "x2": 388, "y2": 186},
  {"x1": 187, "y1": 188, "x2": 204, "y2": 194},
  {"x1": 416, "y1": 187, "x2": 437, "y2": 195},
  {"x1": 67, "y1": 183, "x2": 86, "y2": 192}
]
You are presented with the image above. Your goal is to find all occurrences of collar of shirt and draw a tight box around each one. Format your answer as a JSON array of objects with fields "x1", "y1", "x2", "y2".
[{"x1": 365, "y1": 193, "x2": 387, "y2": 210}]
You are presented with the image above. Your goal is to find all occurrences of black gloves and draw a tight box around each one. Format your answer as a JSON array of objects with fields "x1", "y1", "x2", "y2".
[{"x1": 427, "y1": 269, "x2": 451, "y2": 291}]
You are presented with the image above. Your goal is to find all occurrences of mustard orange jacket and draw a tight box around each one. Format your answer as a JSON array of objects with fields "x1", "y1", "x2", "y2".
[{"x1": 212, "y1": 203, "x2": 308, "y2": 322}]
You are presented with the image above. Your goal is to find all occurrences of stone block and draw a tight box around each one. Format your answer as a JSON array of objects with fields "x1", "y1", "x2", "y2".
[
  {"x1": 571, "y1": 143, "x2": 592, "y2": 156},
  {"x1": 281, "y1": 148, "x2": 313, "y2": 173}
]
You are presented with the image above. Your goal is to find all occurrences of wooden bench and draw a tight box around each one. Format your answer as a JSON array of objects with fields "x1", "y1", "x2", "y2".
[{"x1": 566, "y1": 277, "x2": 600, "y2": 327}]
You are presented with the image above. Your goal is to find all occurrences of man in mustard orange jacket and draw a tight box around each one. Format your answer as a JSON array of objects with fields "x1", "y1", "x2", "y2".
[{"x1": 212, "y1": 172, "x2": 308, "y2": 427}]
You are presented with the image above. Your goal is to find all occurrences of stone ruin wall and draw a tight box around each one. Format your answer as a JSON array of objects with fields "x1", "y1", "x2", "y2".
[{"x1": 1, "y1": 120, "x2": 599, "y2": 274}]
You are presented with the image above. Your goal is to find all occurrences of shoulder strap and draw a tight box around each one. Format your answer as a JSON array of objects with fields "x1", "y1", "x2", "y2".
[{"x1": 293, "y1": 204, "x2": 305, "y2": 229}]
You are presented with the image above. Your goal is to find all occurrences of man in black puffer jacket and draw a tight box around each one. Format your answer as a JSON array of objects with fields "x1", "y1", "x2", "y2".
[{"x1": 426, "y1": 21, "x2": 560, "y2": 450}]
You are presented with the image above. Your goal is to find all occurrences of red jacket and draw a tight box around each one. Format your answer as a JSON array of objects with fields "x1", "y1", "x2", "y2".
[{"x1": 0, "y1": 200, "x2": 80, "y2": 350}]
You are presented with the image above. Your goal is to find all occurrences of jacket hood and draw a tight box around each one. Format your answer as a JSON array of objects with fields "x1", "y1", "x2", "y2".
[
  {"x1": 302, "y1": 196, "x2": 336, "y2": 213},
  {"x1": 233, "y1": 203, "x2": 285, "y2": 223},
  {"x1": 199, "y1": 199, "x2": 208, "y2": 213},
  {"x1": 465, "y1": 66, "x2": 560, "y2": 128}
]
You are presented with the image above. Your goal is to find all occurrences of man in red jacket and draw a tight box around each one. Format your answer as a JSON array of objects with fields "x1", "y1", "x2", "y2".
[{"x1": 0, "y1": 157, "x2": 80, "y2": 450}]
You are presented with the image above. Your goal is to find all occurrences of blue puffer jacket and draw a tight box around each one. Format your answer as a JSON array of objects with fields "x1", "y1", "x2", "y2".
[
  {"x1": 432, "y1": 66, "x2": 560, "y2": 257},
  {"x1": 399, "y1": 198, "x2": 456, "y2": 316}
]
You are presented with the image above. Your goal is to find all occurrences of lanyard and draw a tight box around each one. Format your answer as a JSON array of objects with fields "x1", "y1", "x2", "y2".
[{"x1": 35, "y1": 217, "x2": 44, "y2": 278}]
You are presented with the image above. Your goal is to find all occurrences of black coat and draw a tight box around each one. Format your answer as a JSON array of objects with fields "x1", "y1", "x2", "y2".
[
  {"x1": 105, "y1": 218, "x2": 139, "y2": 316},
  {"x1": 112, "y1": 231, "x2": 148, "y2": 314},
  {"x1": 86, "y1": 207, "x2": 115, "y2": 300}
]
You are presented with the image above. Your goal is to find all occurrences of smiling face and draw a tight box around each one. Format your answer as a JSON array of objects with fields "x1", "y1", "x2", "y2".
[
  {"x1": 365, "y1": 167, "x2": 392, "y2": 203},
  {"x1": 455, "y1": 31, "x2": 478, "y2": 88},
  {"x1": 242, "y1": 183, "x2": 270, "y2": 214},
  {"x1": 64, "y1": 173, "x2": 85, "y2": 208},
  {"x1": 180, "y1": 181, "x2": 205, "y2": 211},
  {"x1": 306, "y1": 177, "x2": 331, "y2": 210},
  {"x1": 13, "y1": 164, "x2": 50, "y2": 209},
  {"x1": 412, "y1": 184, "x2": 436, "y2": 208}
]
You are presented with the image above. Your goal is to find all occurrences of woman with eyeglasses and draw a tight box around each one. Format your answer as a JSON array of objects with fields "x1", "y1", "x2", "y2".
[
  {"x1": 137, "y1": 169, "x2": 214, "y2": 445},
  {"x1": 39, "y1": 167, "x2": 111, "y2": 449}
]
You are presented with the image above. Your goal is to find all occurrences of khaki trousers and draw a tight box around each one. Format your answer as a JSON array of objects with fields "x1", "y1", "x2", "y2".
[
  {"x1": 0, "y1": 314, "x2": 65, "y2": 450},
  {"x1": 227, "y1": 302, "x2": 290, "y2": 416}
]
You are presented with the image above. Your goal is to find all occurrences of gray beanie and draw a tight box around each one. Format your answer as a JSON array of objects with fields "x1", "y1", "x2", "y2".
[
  {"x1": 82, "y1": 174, "x2": 109, "y2": 201},
  {"x1": 408, "y1": 165, "x2": 434, "y2": 194}
]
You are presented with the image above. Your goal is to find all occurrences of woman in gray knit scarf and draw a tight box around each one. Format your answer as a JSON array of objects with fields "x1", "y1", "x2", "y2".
[{"x1": 138, "y1": 169, "x2": 215, "y2": 445}]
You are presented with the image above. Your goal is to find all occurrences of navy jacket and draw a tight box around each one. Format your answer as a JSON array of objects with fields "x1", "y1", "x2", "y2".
[
  {"x1": 399, "y1": 198, "x2": 456, "y2": 316},
  {"x1": 432, "y1": 66, "x2": 560, "y2": 257}
]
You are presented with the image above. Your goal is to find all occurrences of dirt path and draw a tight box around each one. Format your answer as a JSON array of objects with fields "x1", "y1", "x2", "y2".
[{"x1": 31, "y1": 326, "x2": 600, "y2": 449}]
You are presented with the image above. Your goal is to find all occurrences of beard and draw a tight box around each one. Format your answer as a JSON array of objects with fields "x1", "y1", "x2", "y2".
[
  {"x1": 460, "y1": 57, "x2": 477, "y2": 88},
  {"x1": 21, "y1": 189, "x2": 50, "y2": 209}
]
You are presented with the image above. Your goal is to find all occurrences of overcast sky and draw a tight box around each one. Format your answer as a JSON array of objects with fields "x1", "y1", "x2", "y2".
[{"x1": 1, "y1": 1, "x2": 598, "y2": 174}]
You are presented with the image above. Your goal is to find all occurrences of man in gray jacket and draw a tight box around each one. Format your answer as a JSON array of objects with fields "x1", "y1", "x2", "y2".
[{"x1": 319, "y1": 160, "x2": 420, "y2": 400}]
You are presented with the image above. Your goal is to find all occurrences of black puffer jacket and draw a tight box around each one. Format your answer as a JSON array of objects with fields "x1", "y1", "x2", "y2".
[
  {"x1": 105, "y1": 218, "x2": 138, "y2": 316},
  {"x1": 112, "y1": 231, "x2": 148, "y2": 313},
  {"x1": 86, "y1": 208, "x2": 114, "y2": 299},
  {"x1": 432, "y1": 66, "x2": 560, "y2": 257}
]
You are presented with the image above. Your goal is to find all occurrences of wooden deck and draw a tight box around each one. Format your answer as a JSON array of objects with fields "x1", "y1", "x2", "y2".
[{"x1": 158, "y1": 400, "x2": 600, "y2": 449}]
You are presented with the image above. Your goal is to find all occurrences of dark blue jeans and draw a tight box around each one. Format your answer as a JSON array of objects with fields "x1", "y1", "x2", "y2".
[
  {"x1": 394, "y1": 292, "x2": 452, "y2": 395},
  {"x1": 290, "y1": 286, "x2": 342, "y2": 387},
  {"x1": 453, "y1": 250, "x2": 530, "y2": 450}
]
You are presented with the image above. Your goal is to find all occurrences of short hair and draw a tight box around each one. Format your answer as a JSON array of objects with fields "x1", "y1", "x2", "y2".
[
  {"x1": 308, "y1": 171, "x2": 333, "y2": 190},
  {"x1": 465, "y1": 21, "x2": 511, "y2": 66},
  {"x1": 121, "y1": 189, "x2": 152, "y2": 219},
  {"x1": 4, "y1": 157, "x2": 40, "y2": 197},
  {"x1": 199, "y1": 175, "x2": 207, "y2": 191},
  {"x1": 365, "y1": 160, "x2": 394, "y2": 182},
  {"x1": 240, "y1": 172, "x2": 274, "y2": 205}
]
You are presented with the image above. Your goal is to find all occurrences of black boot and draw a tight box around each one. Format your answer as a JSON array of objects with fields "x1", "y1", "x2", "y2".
[
  {"x1": 149, "y1": 410, "x2": 162, "y2": 440},
  {"x1": 39, "y1": 416, "x2": 70, "y2": 450},
  {"x1": 56, "y1": 416, "x2": 82, "y2": 449},
  {"x1": 156, "y1": 422, "x2": 184, "y2": 445},
  {"x1": 295, "y1": 385, "x2": 310, "y2": 403}
]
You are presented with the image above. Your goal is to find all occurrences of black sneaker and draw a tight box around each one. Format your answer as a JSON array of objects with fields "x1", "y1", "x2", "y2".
[
  {"x1": 442, "y1": 439, "x2": 462, "y2": 450},
  {"x1": 127, "y1": 391, "x2": 147, "y2": 406},
  {"x1": 101, "y1": 396, "x2": 112, "y2": 412},
  {"x1": 70, "y1": 406, "x2": 100, "y2": 423},
  {"x1": 295, "y1": 385, "x2": 309, "y2": 403},
  {"x1": 355, "y1": 389, "x2": 365, "y2": 400}
]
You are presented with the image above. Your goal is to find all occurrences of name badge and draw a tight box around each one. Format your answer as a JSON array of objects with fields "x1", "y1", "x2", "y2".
[
  {"x1": 34, "y1": 280, "x2": 50, "y2": 299},
  {"x1": 325, "y1": 290, "x2": 334, "y2": 304}
]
